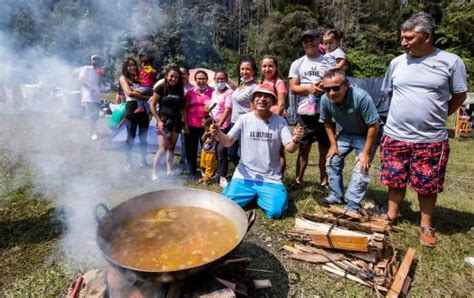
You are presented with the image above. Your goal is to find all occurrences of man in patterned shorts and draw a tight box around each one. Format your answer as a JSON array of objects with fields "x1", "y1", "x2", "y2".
[{"x1": 379, "y1": 12, "x2": 467, "y2": 247}]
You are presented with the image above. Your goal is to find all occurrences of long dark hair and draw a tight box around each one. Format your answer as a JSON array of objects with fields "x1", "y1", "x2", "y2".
[
  {"x1": 164, "y1": 65, "x2": 184, "y2": 99},
  {"x1": 121, "y1": 57, "x2": 139, "y2": 83},
  {"x1": 236, "y1": 55, "x2": 257, "y2": 86},
  {"x1": 259, "y1": 54, "x2": 283, "y2": 95}
]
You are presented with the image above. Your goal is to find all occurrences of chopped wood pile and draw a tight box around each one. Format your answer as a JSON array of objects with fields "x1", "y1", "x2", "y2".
[{"x1": 285, "y1": 206, "x2": 415, "y2": 296}]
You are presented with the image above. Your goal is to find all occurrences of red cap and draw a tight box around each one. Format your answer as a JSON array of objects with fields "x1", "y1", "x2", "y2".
[{"x1": 251, "y1": 84, "x2": 277, "y2": 103}]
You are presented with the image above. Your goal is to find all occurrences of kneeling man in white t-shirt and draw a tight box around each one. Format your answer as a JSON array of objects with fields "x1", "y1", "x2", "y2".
[{"x1": 210, "y1": 85, "x2": 304, "y2": 218}]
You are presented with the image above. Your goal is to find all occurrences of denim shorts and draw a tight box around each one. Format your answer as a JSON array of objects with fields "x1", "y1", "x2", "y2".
[{"x1": 379, "y1": 135, "x2": 450, "y2": 194}]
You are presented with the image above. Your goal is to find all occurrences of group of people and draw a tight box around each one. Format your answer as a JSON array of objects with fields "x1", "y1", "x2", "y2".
[{"x1": 80, "y1": 12, "x2": 468, "y2": 248}]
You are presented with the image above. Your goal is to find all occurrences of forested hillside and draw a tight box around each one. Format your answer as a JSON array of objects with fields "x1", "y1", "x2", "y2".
[{"x1": 2, "y1": 0, "x2": 473, "y2": 88}]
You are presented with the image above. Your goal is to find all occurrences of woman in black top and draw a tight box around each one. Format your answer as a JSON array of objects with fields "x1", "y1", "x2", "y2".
[
  {"x1": 118, "y1": 57, "x2": 150, "y2": 171},
  {"x1": 150, "y1": 66, "x2": 186, "y2": 180}
]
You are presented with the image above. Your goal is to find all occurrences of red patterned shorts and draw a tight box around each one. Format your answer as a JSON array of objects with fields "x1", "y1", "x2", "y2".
[{"x1": 379, "y1": 135, "x2": 450, "y2": 194}]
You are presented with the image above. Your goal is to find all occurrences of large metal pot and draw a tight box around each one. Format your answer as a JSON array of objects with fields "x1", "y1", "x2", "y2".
[{"x1": 94, "y1": 187, "x2": 254, "y2": 283}]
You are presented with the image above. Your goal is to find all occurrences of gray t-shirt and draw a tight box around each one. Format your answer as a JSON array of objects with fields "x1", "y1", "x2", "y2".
[
  {"x1": 289, "y1": 55, "x2": 324, "y2": 84},
  {"x1": 230, "y1": 82, "x2": 257, "y2": 123},
  {"x1": 320, "y1": 87, "x2": 380, "y2": 135},
  {"x1": 288, "y1": 55, "x2": 324, "y2": 114},
  {"x1": 228, "y1": 112, "x2": 292, "y2": 184},
  {"x1": 382, "y1": 49, "x2": 468, "y2": 142},
  {"x1": 319, "y1": 47, "x2": 346, "y2": 77}
]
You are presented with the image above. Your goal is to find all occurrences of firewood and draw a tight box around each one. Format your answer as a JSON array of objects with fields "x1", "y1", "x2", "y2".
[
  {"x1": 323, "y1": 263, "x2": 389, "y2": 292},
  {"x1": 347, "y1": 250, "x2": 380, "y2": 263},
  {"x1": 286, "y1": 230, "x2": 311, "y2": 242},
  {"x1": 289, "y1": 253, "x2": 335, "y2": 263},
  {"x1": 325, "y1": 206, "x2": 364, "y2": 221},
  {"x1": 199, "y1": 288, "x2": 236, "y2": 298},
  {"x1": 386, "y1": 248, "x2": 416, "y2": 298},
  {"x1": 282, "y1": 245, "x2": 301, "y2": 254},
  {"x1": 293, "y1": 244, "x2": 344, "y2": 259},
  {"x1": 253, "y1": 279, "x2": 272, "y2": 289},
  {"x1": 294, "y1": 218, "x2": 369, "y2": 237},
  {"x1": 291, "y1": 219, "x2": 386, "y2": 252},
  {"x1": 322, "y1": 263, "x2": 372, "y2": 287},
  {"x1": 310, "y1": 233, "x2": 369, "y2": 252},
  {"x1": 303, "y1": 213, "x2": 384, "y2": 233},
  {"x1": 401, "y1": 276, "x2": 412, "y2": 295}
]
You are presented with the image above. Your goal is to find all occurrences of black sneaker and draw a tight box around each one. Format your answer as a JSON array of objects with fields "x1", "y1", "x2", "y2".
[
  {"x1": 319, "y1": 196, "x2": 343, "y2": 206},
  {"x1": 287, "y1": 180, "x2": 302, "y2": 191}
]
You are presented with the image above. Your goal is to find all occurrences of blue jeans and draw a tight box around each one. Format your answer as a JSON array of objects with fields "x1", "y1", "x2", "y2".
[{"x1": 326, "y1": 133, "x2": 372, "y2": 211}]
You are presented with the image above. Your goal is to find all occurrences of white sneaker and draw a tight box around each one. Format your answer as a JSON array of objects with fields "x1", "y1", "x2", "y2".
[
  {"x1": 219, "y1": 177, "x2": 228, "y2": 189},
  {"x1": 91, "y1": 134, "x2": 98, "y2": 141}
]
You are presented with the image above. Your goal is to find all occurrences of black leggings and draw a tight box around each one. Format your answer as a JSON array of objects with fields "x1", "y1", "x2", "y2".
[
  {"x1": 227, "y1": 123, "x2": 241, "y2": 167},
  {"x1": 125, "y1": 101, "x2": 149, "y2": 156},
  {"x1": 216, "y1": 126, "x2": 237, "y2": 177},
  {"x1": 185, "y1": 126, "x2": 204, "y2": 175}
]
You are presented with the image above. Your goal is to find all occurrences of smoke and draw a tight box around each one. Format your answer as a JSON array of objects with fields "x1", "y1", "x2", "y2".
[{"x1": 0, "y1": 0, "x2": 179, "y2": 270}]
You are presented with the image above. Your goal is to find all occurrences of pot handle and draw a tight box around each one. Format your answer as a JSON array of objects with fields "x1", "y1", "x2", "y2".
[
  {"x1": 246, "y1": 210, "x2": 256, "y2": 232},
  {"x1": 94, "y1": 203, "x2": 110, "y2": 223}
]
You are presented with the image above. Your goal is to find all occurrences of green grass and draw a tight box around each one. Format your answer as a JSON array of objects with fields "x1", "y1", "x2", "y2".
[{"x1": 1, "y1": 132, "x2": 473, "y2": 296}]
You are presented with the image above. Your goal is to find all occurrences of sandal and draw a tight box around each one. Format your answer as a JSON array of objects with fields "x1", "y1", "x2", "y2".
[{"x1": 420, "y1": 226, "x2": 438, "y2": 248}]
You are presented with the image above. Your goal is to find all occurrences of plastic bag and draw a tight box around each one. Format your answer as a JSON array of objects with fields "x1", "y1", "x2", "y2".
[
  {"x1": 108, "y1": 102, "x2": 126, "y2": 129},
  {"x1": 296, "y1": 94, "x2": 319, "y2": 116}
]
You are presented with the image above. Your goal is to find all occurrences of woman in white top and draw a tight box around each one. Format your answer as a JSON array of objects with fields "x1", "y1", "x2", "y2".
[{"x1": 228, "y1": 55, "x2": 258, "y2": 166}]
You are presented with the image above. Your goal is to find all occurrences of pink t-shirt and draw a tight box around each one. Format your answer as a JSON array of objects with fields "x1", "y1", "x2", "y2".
[
  {"x1": 210, "y1": 88, "x2": 233, "y2": 129},
  {"x1": 261, "y1": 78, "x2": 288, "y2": 115},
  {"x1": 186, "y1": 87, "x2": 214, "y2": 128}
]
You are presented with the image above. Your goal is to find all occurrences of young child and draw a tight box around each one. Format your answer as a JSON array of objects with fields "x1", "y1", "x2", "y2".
[
  {"x1": 134, "y1": 55, "x2": 156, "y2": 114},
  {"x1": 319, "y1": 29, "x2": 347, "y2": 78},
  {"x1": 199, "y1": 115, "x2": 218, "y2": 184}
]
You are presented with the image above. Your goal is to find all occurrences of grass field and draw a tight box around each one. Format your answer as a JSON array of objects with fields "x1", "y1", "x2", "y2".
[{"x1": 0, "y1": 111, "x2": 473, "y2": 296}]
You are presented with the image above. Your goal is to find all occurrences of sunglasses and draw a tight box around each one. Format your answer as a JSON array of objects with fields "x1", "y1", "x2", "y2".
[{"x1": 324, "y1": 84, "x2": 343, "y2": 93}]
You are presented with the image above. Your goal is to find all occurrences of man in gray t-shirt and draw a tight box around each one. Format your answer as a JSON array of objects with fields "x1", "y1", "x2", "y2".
[
  {"x1": 211, "y1": 85, "x2": 304, "y2": 219},
  {"x1": 379, "y1": 12, "x2": 468, "y2": 248},
  {"x1": 287, "y1": 29, "x2": 330, "y2": 192}
]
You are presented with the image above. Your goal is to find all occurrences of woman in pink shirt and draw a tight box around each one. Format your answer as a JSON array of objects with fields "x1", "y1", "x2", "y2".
[
  {"x1": 260, "y1": 54, "x2": 288, "y2": 116},
  {"x1": 185, "y1": 70, "x2": 214, "y2": 179},
  {"x1": 260, "y1": 54, "x2": 289, "y2": 174},
  {"x1": 208, "y1": 70, "x2": 233, "y2": 181}
]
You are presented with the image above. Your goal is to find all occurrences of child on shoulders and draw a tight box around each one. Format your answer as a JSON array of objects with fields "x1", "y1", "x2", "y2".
[{"x1": 319, "y1": 29, "x2": 347, "y2": 78}]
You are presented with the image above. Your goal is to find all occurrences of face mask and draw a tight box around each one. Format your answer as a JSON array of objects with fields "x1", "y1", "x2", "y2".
[
  {"x1": 240, "y1": 77, "x2": 254, "y2": 84},
  {"x1": 198, "y1": 86, "x2": 208, "y2": 92},
  {"x1": 216, "y1": 82, "x2": 227, "y2": 90}
]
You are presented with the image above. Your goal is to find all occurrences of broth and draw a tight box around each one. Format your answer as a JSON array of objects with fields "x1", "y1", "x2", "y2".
[{"x1": 107, "y1": 206, "x2": 240, "y2": 271}]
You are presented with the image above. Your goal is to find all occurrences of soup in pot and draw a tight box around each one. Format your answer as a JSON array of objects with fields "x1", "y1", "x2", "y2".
[{"x1": 107, "y1": 206, "x2": 239, "y2": 271}]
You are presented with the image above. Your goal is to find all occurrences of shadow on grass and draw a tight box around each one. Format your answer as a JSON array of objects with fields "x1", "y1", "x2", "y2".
[
  {"x1": 182, "y1": 241, "x2": 289, "y2": 297},
  {"x1": 367, "y1": 188, "x2": 474, "y2": 235},
  {"x1": 0, "y1": 207, "x2": 62, "y2": 250},
  {"x1": 236, "y1": 241, "x2": 289, "y2": 297}
]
